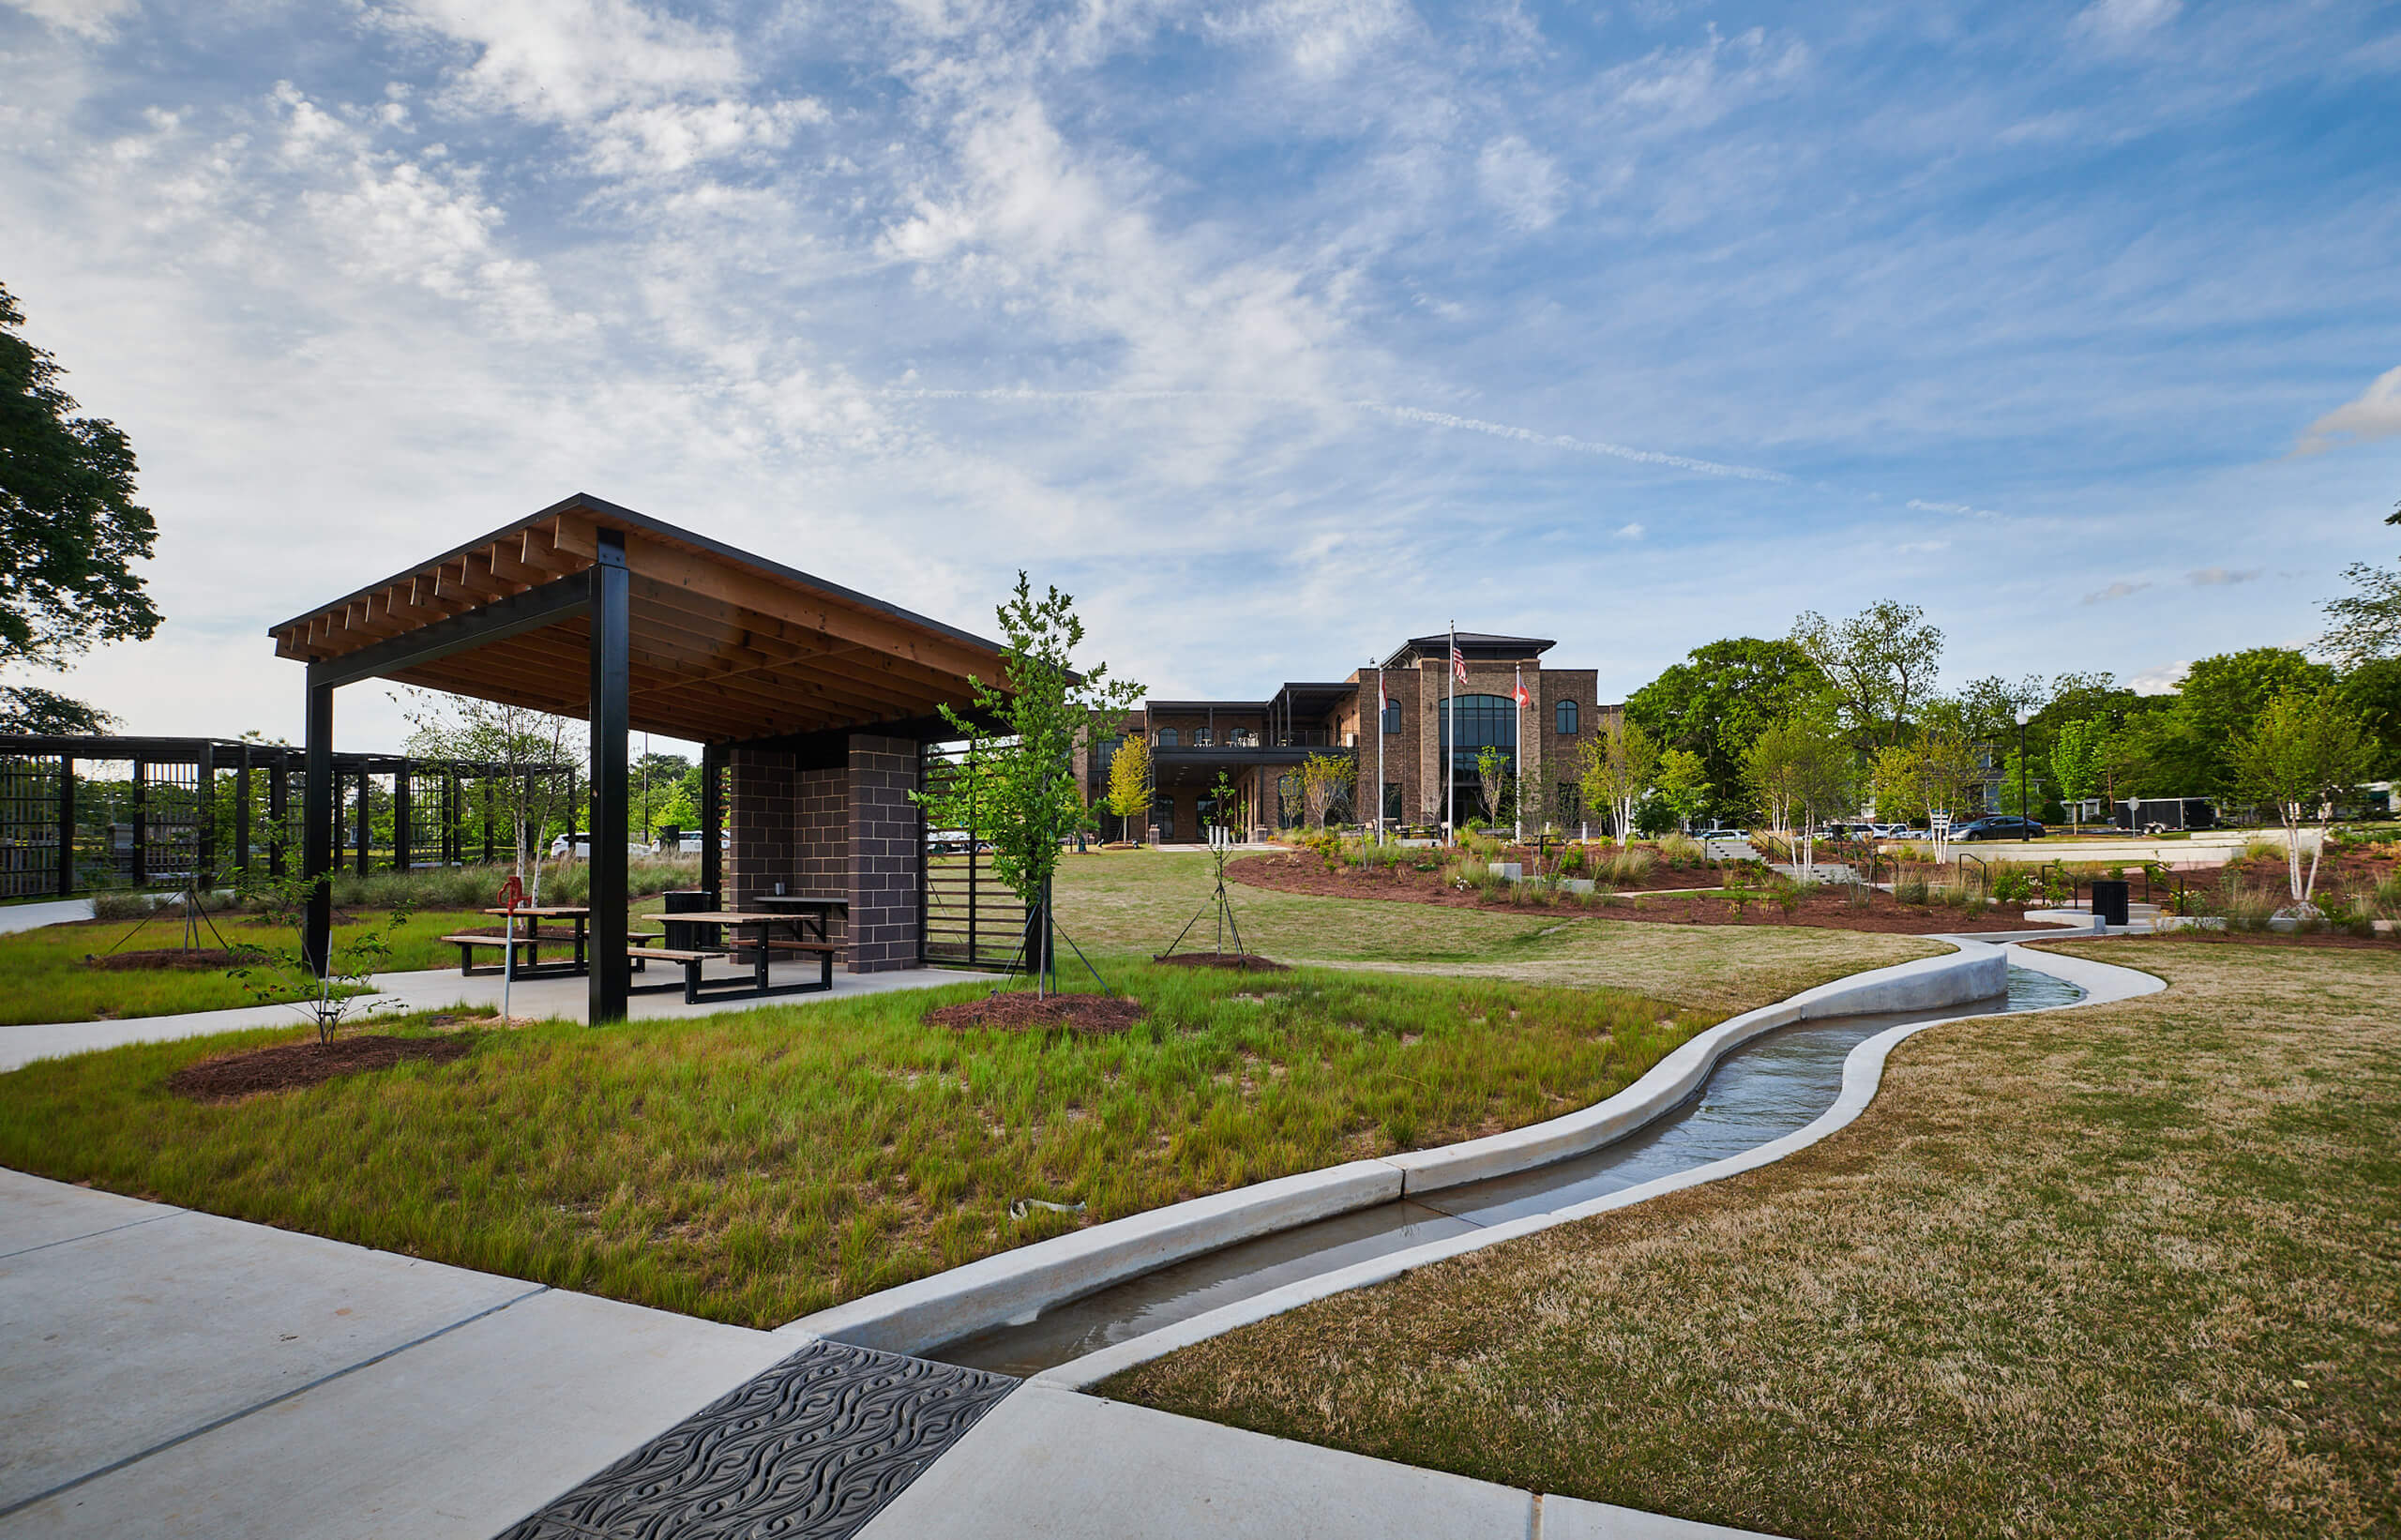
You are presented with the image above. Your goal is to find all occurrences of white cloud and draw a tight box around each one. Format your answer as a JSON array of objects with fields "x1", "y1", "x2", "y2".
[
  {"x1": 387, "y1": 0, "x2": 745, "y2": 123},
  {"x1": 1204, "y1": 0, "x2": 1413, "y2": 78},
  {"x1": 2186, "y1": 566, "x2": 2262, "y2": 585},
  {"x1": 2293, "y1": 364, "x2": 2401, "y2": 454},
  {"x1": 2130, "y1": 661, "x2": 2190, "y2": 694},
  {"x1": 1615, "y1": 521, "x2": 1646, "y2": 539},
  {"x1": 1907, "y1": 497, "x2": 2000, "y2": 519},
  {"x1": 1476, "y1": 136, "x2": 1563, "y2": 233},
  {"x1": 2083, "y1": 580, "x2": 2151, "y2": 604},
  {"x1": 4, "y1": 0, "x2": 136, "y2": 38},
  {"x1": 2072, "y1": 0, "x2": 2181, "y2": 48}
]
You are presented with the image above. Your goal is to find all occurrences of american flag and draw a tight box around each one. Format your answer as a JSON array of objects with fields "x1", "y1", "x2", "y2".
[{"x1": 1451, "y1": 639, "x2": 1467, "y2": 684}]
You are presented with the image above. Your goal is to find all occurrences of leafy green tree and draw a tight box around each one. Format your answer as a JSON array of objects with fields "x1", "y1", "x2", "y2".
[
  {"x1": 2337, "y1": 658, "x2": 2401, "y2": 777},
  {"x1": 628, "y1": 751, "x2": 691, "y2": 838},
  {"x1": 0, "y1": 683, "x2": 115, "y2": 733},
  {"x1": 1994, "y1": 747, "x2": 2046, "y2": 818},
  {"x1": 1789, "y1": 601, "x2": 1943, "y2": 751},
  {"x1": 1473, "y1": 744, "x2": 1509, "y2": 829},
  {"x1": 2229, "y1": 689, "x2": 2372, "y2": 905},
  {"x1": 1744, "y1": 707, "x2": 1852, "y2": 868},
  {"x1": 2049, "y1": 717, "x2": 2107, "y2": 826},
  {"x1": 916, "y1": 573, "x2": 1142, "y2": 994},
  {"x1": 1300, "y1": 750, "x2": 1355, "y2": 830},
  {"x1": 1867, "y1": 702, "x2": 1982, "y2": 824},
  {"x1": 1579, "y1": 716, "x2": 1658, "y2": 848},
  {"x1": 1622, "y1": 638, "x2": 1824, "y2": 823},
  {"x1": 1, "y1": 282, "x2": 160, "y2": 724},
  {"x1": 1651, "y1": 747, "x2": 1711, "y2": 833},
  {"x1": 1104, "y1": 732, "x2": 1153, "y2": 840},
  {"x1": 2319, "y1": 536, "x2": 2399, "y2": 670}
]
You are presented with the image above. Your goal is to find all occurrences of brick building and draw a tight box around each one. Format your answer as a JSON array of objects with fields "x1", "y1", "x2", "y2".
[{"x1": 1087, "y1": 632, "x2": 1621, "y2": 840}]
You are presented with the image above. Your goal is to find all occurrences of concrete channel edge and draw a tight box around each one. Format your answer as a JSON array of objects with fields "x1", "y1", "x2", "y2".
[{"x1": 787, "y1": 940, "x2": 2011, "y2": 1356}]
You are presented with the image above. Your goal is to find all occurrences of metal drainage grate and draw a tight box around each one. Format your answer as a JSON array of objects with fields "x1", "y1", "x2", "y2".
[{"x1": 496, "y1": 1338, "x2": 1016, "y2": 1540}]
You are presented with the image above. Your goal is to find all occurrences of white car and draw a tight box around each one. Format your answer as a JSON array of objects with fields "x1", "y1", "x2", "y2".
[{"x1": 548, "y1": 833, "x2": 656, "y2": 860}]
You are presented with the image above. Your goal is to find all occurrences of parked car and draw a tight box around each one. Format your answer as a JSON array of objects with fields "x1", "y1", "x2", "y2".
[
  {"x1": 548, "y1": 833, "x2": 656, "y2": 859},
  {"x1": 1694, "y1": 827, "x2": 1749, "y2": 843},
  {"x1": 1948, "y1": 815, "x2": 2046, "y2": 842}
]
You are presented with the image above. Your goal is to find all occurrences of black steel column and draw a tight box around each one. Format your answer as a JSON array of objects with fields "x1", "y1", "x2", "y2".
[
  {"x1": 304, "y1": 682, "x2": 334, "y2": 974},
  {"x1": 56, "y1": 756, "x2": 75, "y2": 897},
  {"x1": 394, "y1": 768, "x2": 413, "y2": 873},
  {"x1": 234, "y1": 746, "x2": 252, "y2": 877},
  {"x1": 355, "y1": 771, "x2": 370, "y2": 874},
  {"x1": 482, "y1": 779, "x2": 494, "y2": 864},
  {"x1": 269, "y1": 752, "x2": 289, "y2": 877},
  {"x1": 131, "y1": 760, "x2": 148, "y2": 886},
  {"x1": 700, "y1": 741, "x2": 723, "y2": 905},
  {"x1": 195, "y1": 755, "x2": 215, "y2": 892},
  {"x1": 587, "y1": 528, "x2": 631, "y2": 1025}
]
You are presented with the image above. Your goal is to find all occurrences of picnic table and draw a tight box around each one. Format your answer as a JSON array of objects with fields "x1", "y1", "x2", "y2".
[
  {"x1": 441, "y1": 906, "x2": 594, "y2": 978},
  {"x1": 645, "y1": 911, "x2": 838, "y2": 1004},
  {"x1": 747, "y1": 894, "x2": 849, "y2": 942}
]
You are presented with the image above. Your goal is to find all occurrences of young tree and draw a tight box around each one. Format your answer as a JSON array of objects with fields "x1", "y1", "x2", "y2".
[
  {"x1": 2049, "y1": 717, "x2": 2107, "y2": 829},
  {"x1": 1, "y1": 282, "x2": 161, "y2": 726},
  {"x1": 1473, "y1": 745, "x2": 1509, "y2": 829},
  {"x1": 1300, "y1": 750, "x2": 1355, "y2": 830},
  {"x1": 2229, "y1": 688, "x2": 2372, "y2": 907},
  {"x1": 1789, "y1": 601, "x2": 1943, "y2": 751},
  {"x1": 1744, "y1": 709, "x2": 1851, "y2": 868},
  {"x1": 399, "y1": 689, "x2": 583, "y2": 902},
  {"x1": 915, "y1": 574, "x2": 1142, "y2": 995},
  {"x1": 1104, "y1": 732, "x2": 1153, "y2": 842},
  {"x1": 1580, "y1": 717, "x2": 1659, "y2": 849},
  {"x1": 1653, "y1": 747, "x2": 1711, "y2": 833}
]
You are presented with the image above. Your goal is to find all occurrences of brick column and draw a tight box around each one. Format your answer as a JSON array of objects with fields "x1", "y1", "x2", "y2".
[
  {"x1": 846, "y1": 733, "x2": 921, "y2": 973},
  {"x1": 726, "y1": 747, "x2": 796, "y2": 911}
]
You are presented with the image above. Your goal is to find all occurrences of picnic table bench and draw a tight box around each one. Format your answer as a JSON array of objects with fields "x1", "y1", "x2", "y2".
[
  {"x1": 441, "y1": 907, "x2": 604, "y2": 978},
  {"x1": 659, "y1": 912, "x2": 842, "y2": 1003}
]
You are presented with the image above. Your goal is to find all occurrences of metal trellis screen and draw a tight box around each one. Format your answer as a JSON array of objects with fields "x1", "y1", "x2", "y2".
[
  {"x1": 0, "y1": 753, "x2": 63, "y2": 899},
  {"x1": 919, "y1": 741, "x2": 1028, "y2": 970}
]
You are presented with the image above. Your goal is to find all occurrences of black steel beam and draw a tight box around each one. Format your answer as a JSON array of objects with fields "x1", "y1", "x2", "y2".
[
  {"x1": 588, "y1": 530, "x2": 632, "y2": 1025},
  {"x1": 303, "y1": 574, "x2": 591, "y2": 692},
  {"x1": 700, "y1": 740, "x2": 722, "y2": 906},
  {"x1": 56, "y1": 757, "x2": 74, "y2": 898},
  {"x1": 304, "y1": 683, "x2": 333, "y2": 974}
]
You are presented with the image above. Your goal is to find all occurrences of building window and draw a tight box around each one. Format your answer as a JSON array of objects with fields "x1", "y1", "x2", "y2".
[
  {"x1": 1438, "y1": 694, "x2": 1518, "y2": 819},
  {"x1": 1382, "y1": 701, "x2": 1402, "y2": 734},
  {"x1": 1156, "y1": 729, "x2": 1178, "y2": 747},
  {"x1": 1555, "y1": 699, "x2": 1578, "y2": 736},
  {"x1": 1193, "y1": 730, "x2": 1213, "y2": 747},
  {"x1": 1382, "y1": 783, "x2": 1403, "y2": 822}
]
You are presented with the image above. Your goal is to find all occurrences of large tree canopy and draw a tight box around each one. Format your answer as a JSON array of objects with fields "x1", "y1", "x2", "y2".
[
  {"x1": 1622, "y1": 637, "x2": 1824, "y2": 822},
  {"x1": 1789, "y1": 601, "x2": 1943, "y2": 752},
  {"x1": 0, "y1": 281, "x2": 159, "y2": 696}
]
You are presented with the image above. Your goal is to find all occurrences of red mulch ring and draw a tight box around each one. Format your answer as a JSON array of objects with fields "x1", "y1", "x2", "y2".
[
  {"x1": 926, "y1": 992, "x2": 1146, "y2": 1035},
  {"x1": 1227, "y1": 853, "x2": 2044, "y2": 935},
  {"x1": 84, "y1": 947, "x2": 247, "y2": 972},
  {"x1": 168, "y1": 1034, "x2": 476, "y2": 1102},
  {"x1": 1151, "y1": 951, "x2": 1291, "y2": 972}
]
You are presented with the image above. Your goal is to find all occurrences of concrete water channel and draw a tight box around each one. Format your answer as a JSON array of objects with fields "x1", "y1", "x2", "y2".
[{"x1": 932, "y1": 964, "x2": 2083, "y2": 1377}]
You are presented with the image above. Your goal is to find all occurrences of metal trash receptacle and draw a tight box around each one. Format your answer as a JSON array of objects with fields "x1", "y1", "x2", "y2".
[
  {"x1": 2090, "y1": 879, "x2": 2130, "y2": 928},
  {"x1": 662, "y1": 889, "x2": 717, "y2": 951}
]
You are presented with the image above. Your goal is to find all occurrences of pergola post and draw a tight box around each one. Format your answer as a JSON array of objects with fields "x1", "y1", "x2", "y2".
[
  {"x1": 355, "y1": 771, "x2": 371, "y2": 874},
  {"x1": 700, "y1": 741, "x2": 723, "y2": 904},
  {"x1": 303, "y1": 681, "x2": 334, "y2": 975},
  {"x1": 234, "y1": 745, "x2": 252, "y2": 877},
  {"x1": 394, "y1": 766, "x2": 413, "y2": 873},
  {"x1": 130, "y1": 759, "x2": 148, "y2": 887},
  {"x1": 268, "y1": 750, "x2": 288, "y2": 877},
  {"x1": 56, "y1": 756, "x2": 75, "y2": 897},
  {"x1": 587, "y1": 528, "x2": 631, "y2": 1024}
]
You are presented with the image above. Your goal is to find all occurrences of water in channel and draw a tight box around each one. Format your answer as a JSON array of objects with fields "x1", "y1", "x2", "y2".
[{"x1": 928, "y1": 964, "x2": 2084, "y2": 1377}]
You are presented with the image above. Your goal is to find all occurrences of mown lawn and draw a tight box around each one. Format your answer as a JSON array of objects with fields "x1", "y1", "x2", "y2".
[
  {"x1": 0, "y1": 910, "x2": 503, "y2": 1027},
  {"x1": 0, "y1": 962, "x2": 1719, "y2": 1328},
  {"x1": 1106, "y1": 940, "x2": 2401, "y2": 1540}
]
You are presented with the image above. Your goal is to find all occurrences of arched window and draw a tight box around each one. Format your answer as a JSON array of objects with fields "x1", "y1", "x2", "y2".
[
  {"x1": 1555, "y1": 699, "x2": 1578, "y2": 736},
  {"x1": 1155, "y1": 729, "x2": 1178, "y2": 747}
]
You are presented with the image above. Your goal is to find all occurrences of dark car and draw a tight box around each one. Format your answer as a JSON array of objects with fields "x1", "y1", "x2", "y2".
[{"x1": 1951, "y1": 815, "x2": 2046, "y2": 841}]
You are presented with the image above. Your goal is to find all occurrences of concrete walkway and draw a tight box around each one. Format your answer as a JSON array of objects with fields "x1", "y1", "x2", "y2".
[
  {"x1": 0, "y1": 1168, "x2": 793, "y2": 1537},
  {"x1": 0, "y1": 899, "x2": 92, "y2": 935},
  {"x1": 0, "y1": 962, "x2": 985, "y2": 1074}
]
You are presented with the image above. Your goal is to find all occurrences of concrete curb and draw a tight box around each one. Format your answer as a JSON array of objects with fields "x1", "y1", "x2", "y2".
[
  {"x1": 1034, "y1": 941, "x2": 2158, "y2": 1392},
  {"x1": 787, "y1": 941, "x2": 2007, "y2": 1354}
]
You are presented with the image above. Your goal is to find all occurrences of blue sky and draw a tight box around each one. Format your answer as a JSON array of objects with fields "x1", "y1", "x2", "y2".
[{"x1": 3, "y1": 0, "x2": 2396, "y2": 751}]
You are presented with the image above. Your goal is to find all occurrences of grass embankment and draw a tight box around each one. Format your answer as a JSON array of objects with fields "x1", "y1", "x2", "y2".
[
  {"x1": 1053, "y1": 850, "x2": 1940, "y2": 1014},
  {"x1": 0, "y1": 910, "x2": 503, "y2": 1027},
  {"x1": 0, "y1": 962, "x2": 1721, "y2": 1327},
  {"x1": 1107, "y1": 940, "x2": 2401, "y2": 1539}
]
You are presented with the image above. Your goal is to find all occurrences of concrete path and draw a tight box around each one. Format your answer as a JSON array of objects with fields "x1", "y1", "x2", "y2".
[
  {"x1": 0, "y1": 1168, "x2": 793, "y2": 1538},
  {"x1": 0, "y1": 899, "x2": 92, "y2": 935},
  {"x1": 0, "y1": 962, "x2": 985, "y2": 1074}
]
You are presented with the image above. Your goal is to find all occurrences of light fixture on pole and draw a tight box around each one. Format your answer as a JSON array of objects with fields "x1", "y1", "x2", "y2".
[{"x1": 2015, "y1": 707, "x2": 2033, "y2": 842}]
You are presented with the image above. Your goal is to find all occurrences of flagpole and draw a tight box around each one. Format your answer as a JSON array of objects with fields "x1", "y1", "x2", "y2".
[
  {"x1": 1514, "y1": 664, "x2": 1524, "y2": 846},
  {"x1": 1446, "y1": 622, "x2": 1457, "y2": 845},
  {"x1": 1372, "y1": 658, "x2": 1383, "y2": 847}
]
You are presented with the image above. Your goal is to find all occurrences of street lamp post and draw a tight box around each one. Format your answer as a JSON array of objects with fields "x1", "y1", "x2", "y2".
[{"x1": 2015, "y1": 708, "x2": 2033, "y2": 843}]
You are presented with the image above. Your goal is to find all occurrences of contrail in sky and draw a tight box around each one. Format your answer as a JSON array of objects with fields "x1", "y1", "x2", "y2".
[{"x1": 883, "y1": 386, "x2": 1790, "y2": 484}]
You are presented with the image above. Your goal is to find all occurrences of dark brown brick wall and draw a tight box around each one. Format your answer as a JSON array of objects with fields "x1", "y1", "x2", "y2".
[
  {"x1": 845, "y1": 733, "x2": 920, "y2": 973},
  {"x1": 726, "y1": 747, "x2": 795, "y2": 911}
]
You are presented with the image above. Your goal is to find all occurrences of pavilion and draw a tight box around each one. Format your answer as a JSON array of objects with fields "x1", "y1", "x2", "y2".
[{"x1": 269, "y1": 493, "x2": 1009, "y2": 1021}]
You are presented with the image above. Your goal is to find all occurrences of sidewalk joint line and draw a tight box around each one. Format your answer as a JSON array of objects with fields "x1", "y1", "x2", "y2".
[
  {"x1": 0, "y1": 1208, "x2": 186, "y2": 1262},
  {"x1": 0, "y1": 1282, "x2": 551, "y2": 1519}
]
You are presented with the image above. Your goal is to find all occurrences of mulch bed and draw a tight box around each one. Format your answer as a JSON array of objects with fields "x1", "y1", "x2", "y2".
[
  {"x1": 83, "y1": 947, "x2": 248, "y2": 972},
  {"x1": 168, "y1": 1034, "x2": 476, "y2": 1102},
  {"x1": 1151, "y1": 951, "x2": 1291, "y2": 972},
  {"x1": 1228, "y1": 853, "x2": 2042, "y2": 935},
  {"x1": 925, "y1": 991, "x2": 1147, "y2": 1034}
]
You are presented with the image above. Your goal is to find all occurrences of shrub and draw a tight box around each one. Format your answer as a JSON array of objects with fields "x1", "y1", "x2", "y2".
[
  {"x1": 1894, "y1": 872, "x2": 1929, "y2": 904},
  {"x1": 1590, "y1": 848, "x2": 1655, "y2": 884},
  {"x1": 1655, "y1": 833, "x2": 1704, "y2": 868},
  {"x1": 1560, "y1": 845, "x2": 1588, "y2": 876},
  {"x1": 1990, "y1": 867, "x2": 2037, "y2": 903}
]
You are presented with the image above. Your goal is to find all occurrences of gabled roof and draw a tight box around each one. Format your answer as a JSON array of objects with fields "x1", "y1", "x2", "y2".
[{"x1": 1383, "y1": 632, "x2": 1557, "y2": 669}]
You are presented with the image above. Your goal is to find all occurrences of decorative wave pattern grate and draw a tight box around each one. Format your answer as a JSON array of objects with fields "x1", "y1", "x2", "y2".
[{"x1": 495, "y1": 1338, "x2": 1016, "y2": 1540}]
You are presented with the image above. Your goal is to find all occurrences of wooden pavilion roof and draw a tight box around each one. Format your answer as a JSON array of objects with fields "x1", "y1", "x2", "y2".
[{"x1": 268, "y1": 493, "x2": 1006, "y2": 744}]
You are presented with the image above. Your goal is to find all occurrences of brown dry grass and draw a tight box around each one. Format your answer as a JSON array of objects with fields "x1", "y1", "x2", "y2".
[{"x1": 1108, "y1": 940, "x2": 2401, "y2": 1539}]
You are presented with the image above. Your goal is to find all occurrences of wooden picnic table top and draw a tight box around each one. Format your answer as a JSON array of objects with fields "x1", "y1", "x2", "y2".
[
  {"x1": 481, "y1": 906, "x2": 590, "y2": 918},
  {"x1": 748, "y1": 895, "x2": 849, "y2": 910}
]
